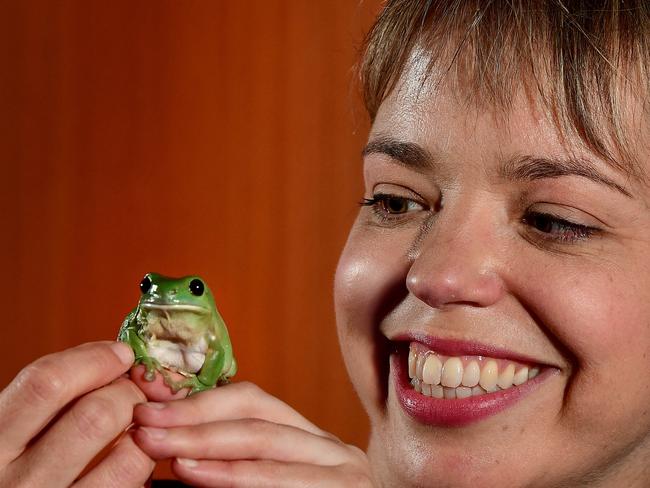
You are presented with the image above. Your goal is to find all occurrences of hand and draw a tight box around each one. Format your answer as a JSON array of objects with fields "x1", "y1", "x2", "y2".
[
  {"x1": 132, "y1": 380, "x2": 375, "y2": 487},
  {"x1": 0, "y1": 341, "x2": 155, "y2": 487}
]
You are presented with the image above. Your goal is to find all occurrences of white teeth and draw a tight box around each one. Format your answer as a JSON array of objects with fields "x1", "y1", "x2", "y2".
[
  {"x1": 472, "y1": 386, "x2": 486, "y2": 396},
  {"x1": 456, "y1": 386, "x2": 472, "y2": 399},
  {"x1": 422, "y1": 355, "x2": 442, "y2": 385},
  {"x1": 441, "y1": 357, "x2": 463, "y2": 387},
  {"x1": 416, "y1": 352, "x2": 427, "y2": 379},
  {"x1": 431, "y1": 384, "x2": 444, "y2": 398},
  {"x1": 408, "y1": 347, "x2": 417, "y2": 378},
  {"x1": 479, "y1": 360, "x2": 498, "y2": 391},
  {"x1": 407, "y1": 344, "x2": 542, "y2": 398},
  {"x1": 443, "y1": 387, "x2": 457, "y2": 399},
  {"x1": 462, "y1": 361, "x2": 480, "y2": 387},
  {"x1": 497, "y1": 363, "x2": 515, "y2": 389},
  {"x1": 513, "y1": 367, "x2": 529, "y2": 386}
]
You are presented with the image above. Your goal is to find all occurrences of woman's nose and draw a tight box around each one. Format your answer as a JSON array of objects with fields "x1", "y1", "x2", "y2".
[{"x1": 405, "y1": 217, "x2": 505, "y2": 310}]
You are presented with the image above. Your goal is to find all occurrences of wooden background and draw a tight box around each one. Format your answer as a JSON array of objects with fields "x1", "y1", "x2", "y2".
[{"x1": 0, "y1": 0, "x2": 381, "y2": 479}]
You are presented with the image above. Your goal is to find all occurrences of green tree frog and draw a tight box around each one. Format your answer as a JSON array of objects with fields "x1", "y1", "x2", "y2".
[{"x1": 118, "y1": 272, "x2": 236, "y2": 394}]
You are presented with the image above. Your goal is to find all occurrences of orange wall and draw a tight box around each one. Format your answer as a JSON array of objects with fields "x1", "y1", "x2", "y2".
[{"x1": 0, "y1": 0, "x2": 381, "y2": 478}]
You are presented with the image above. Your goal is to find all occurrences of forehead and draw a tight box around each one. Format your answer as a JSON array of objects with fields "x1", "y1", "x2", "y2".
[
  {"x1": 373, "y1": 72, "x2": 547, "y2": 158},
  {"x1": 369, "y1": 53, "x2": 650, "y2": 194}
]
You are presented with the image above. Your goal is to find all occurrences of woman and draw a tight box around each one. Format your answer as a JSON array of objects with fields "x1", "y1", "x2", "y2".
[{"x1": 2, "y1": 1, "x2": 650, "y2": 486}]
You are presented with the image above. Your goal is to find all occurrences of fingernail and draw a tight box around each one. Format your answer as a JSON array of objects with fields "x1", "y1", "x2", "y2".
[
  {"x1": 139, "y1": 426, "x2": 167, "y2": 440},
  {"x1": 111, "y1": 342, "x2": 134, "y2": 365},
  {"x1": 143, "y1": 402, "x2": 166, "y2": 410},
  {"x1": 176, "y1": 458, "x2": 199, "y2": 468}
]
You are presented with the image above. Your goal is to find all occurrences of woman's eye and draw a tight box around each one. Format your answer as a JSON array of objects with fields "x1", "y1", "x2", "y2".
[
  {"x1": 360, "y1": 193, "x2": 427, "y2": 223},
  {"x1": 522, "y1": 211, "x2": 598, "y2": 243}
]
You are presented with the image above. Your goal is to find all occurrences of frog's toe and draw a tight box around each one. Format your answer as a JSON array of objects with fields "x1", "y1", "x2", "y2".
[
  {"x1": 142, "y1": 359, "x2": 161, "y2": 382},
  {"x1": 167, "y1": 381, "x2": 184, "y2": 394},
  {"x1": 158, "y1": 369, "x2": 186, "y2": 393}
]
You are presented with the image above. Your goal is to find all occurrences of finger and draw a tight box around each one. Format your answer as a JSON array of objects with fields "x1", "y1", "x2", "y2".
[
  {"x1": 129, "y1": 365, "x2": 189, "y2": 402},
  {"x1": 171, "y1": 458, "x2": 375, "y2": 488},
  {"x1": 5, "y1": 378, "x2": 145, "y2": 487},
  {"x1": 134, "y1": 419, "x2": 351, "y2": 467},
  {"x1": 71, "y1": 432, "x2": 155, "y2": 488},
  {"x1": 134, "y1": 381, "x2": 330, "y2": 438},
  {"x1": 0, "y1": 341, "x2": 134, "y2": 466}
]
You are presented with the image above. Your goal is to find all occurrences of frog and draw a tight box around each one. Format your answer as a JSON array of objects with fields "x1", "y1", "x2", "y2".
[{"x1": 117, "y1": 272, "x2": 236, "y2": 395}]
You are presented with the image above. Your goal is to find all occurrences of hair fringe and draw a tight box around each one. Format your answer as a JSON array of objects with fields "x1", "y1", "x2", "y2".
[{"x1": 360, "y1": 0, "x2": 650, "y2": 180}]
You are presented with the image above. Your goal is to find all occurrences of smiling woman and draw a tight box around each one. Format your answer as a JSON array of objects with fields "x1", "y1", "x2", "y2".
[
  {"x1": 334, "y1": 1, "x2": 650, "y2": 487},
  {"x1": 2, "y1": 1, "x2": 650, "y2": 487}
]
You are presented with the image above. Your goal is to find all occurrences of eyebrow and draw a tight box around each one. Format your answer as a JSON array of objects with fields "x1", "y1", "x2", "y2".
[
  {"x1": 362, "y1": 136, "x2": 433, "y2": 171},
  {"x1": 498, "y1": 155, "x2": 632, "y2": 197},
  {"x1": 362, "y1": 136, "x2": 631, "y2": 197}
]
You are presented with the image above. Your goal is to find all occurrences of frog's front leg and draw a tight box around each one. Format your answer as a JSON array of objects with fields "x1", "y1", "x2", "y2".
[
  {"x1": 119, "y1": 328, "x2": 162, "y2": 380},
  {"x1": 196, "y1": 345, "x2": 225, "y2": 392},
  {"x1": 118, "y1": 312, "x2": 161, "y2": 381}
]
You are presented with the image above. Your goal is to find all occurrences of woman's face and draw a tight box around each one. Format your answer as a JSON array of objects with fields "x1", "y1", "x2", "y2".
[{"x1": 334, "y1": 65, "x2": 650, "y2": 487}]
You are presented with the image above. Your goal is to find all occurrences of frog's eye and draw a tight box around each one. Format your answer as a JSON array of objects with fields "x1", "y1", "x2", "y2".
[
  {"x1": 140, "y1": 276, "x2": 152, "y2": 294},
  {"x1": 189, "y1": 279, "x2": 204, "y2": 296}
]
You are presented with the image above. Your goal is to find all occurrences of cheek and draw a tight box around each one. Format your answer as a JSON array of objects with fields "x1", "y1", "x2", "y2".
[
  {"x1": 518, "y1": 255, "x2": 650, "y2": 431},
  {"x1": 334, "y1": 227, "x2": 409, "y2": 333},
  {"x1": 531, "y1": 265, "x2": 650, "y2": 363},
  {"x1": 334, "y1": 225, "x2": 411, "y2": 410}
]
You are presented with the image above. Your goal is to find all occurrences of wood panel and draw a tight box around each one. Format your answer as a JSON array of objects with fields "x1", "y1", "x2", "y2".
[{"x1": 0, "y1": 0, "x2": 382, "y2": 480}]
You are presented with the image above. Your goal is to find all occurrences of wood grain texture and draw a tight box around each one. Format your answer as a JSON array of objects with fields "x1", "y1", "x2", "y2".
[{"x1": 0, "y1": 0, "x2": 382, "y2": 479}]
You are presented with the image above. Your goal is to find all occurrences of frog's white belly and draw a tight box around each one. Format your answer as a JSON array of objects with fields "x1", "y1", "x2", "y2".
[
  {"x1": 147, "y1": 337, "x2": 208, "y2": 374},
  {"x1": 141, "y1": 307, "x2": 212, "y2": 374}
]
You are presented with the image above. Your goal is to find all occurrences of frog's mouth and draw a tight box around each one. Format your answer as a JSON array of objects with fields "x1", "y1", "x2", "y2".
[
  {"x1": 141, "y1": 303, "x2": 210, "y2": 314},
  {"x1": 140, "y1": 303, "x2": 210, "y2": 343}
]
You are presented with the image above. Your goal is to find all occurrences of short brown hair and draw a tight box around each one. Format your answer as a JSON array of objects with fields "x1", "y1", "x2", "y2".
[{"x1": 360, "y1": 0, "x2": 650, "y2": 179}]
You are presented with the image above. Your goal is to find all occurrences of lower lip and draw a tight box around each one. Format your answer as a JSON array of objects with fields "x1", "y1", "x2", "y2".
[{"x1": 392, "y1": 353, "x2": 554, "y2": 427}]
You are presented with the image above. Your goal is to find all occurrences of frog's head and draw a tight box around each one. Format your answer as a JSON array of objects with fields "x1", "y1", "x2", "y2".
[{"x1": 138, "y1": 272, "x2": 215, "y2": 316}]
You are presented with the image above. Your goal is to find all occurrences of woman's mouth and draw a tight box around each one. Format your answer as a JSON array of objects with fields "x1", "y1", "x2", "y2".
[{"x1": 393, "y1": 340, "x2": 558, "y2": 426}]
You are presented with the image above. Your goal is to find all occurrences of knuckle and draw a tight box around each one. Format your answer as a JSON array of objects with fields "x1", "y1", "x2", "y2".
[
  {"x1": 241, "y1": 417, "x2": 271, "y2": 433},
  {"x1": 72, "y1": 395, "x2": 120, "y2": 441},
  {"x1": 233, "y1": 381, "x2": 266, "y2": 415},
  {"x1": 237, "y1": 381, "x2": 264, "y2": 398},
  {"x1": 14, "y1": 358, "x2": 67, "y2": 404},
  {"x1": 238, "y1": 418, "x2": 274, "y2": 454},
  {"x1": 108, "y1": 443, "x2": 153, "y2": 486}
]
